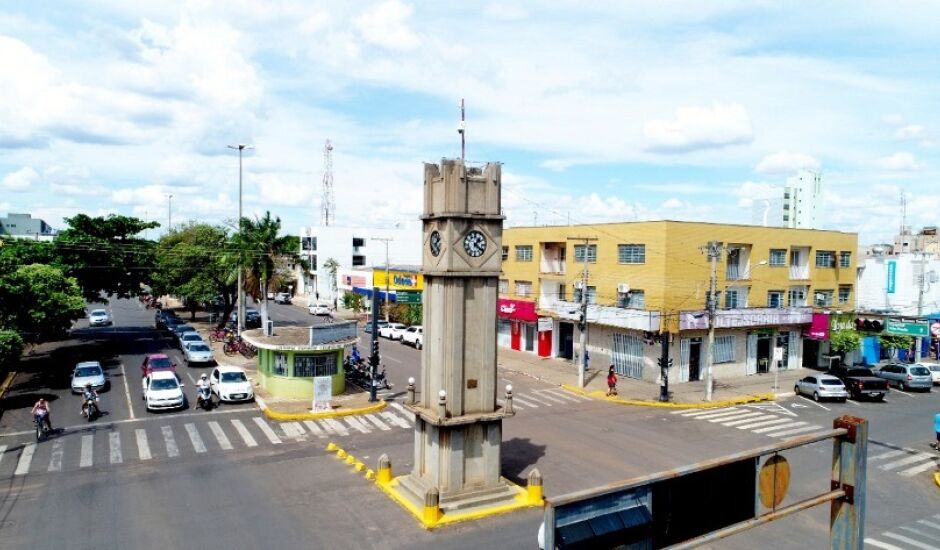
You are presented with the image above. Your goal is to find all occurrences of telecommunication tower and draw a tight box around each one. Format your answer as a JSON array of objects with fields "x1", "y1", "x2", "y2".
[{"x1": 321, "y1": 139, "x2": 335, "y2": 226}]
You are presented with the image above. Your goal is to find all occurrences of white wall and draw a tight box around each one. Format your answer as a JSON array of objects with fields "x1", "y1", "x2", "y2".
[{"x1": 856, "y1": 254, "x2": 940, "y2": 315}]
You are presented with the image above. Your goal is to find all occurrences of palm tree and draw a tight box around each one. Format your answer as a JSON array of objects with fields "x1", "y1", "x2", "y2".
[{"x1": 228, "y1": 212, "x2": 301, "y2": 327}]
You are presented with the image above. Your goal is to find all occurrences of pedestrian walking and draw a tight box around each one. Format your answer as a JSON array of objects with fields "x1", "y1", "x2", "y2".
[
  {"x1": 932, "y1": 411, "x2": 940, "y2": 450},
  {"x1": 606, "y1": 365, "x2": 618, "y2": 397}
]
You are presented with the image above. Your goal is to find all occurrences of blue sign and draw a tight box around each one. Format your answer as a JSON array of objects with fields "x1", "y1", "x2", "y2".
[{"x1": 886, "y1": 260, "x2": 896, "y2": 294}]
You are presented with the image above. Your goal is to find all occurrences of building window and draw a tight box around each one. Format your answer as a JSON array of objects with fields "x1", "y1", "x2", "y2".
[
  {"x1": 352, "y1": 255, "x2": 366, "y2": 267},
  {"x1": 515, "y1": 245, "x2": 533, "y2": 262},
  {"x1": 714, "y1": 335, "x2": 736, "y2": 364},
  {"x1": 498, "y1": 279, "x2": 509, "y2": 294},
  {"x1": 302, "y1": 237, "x2": 317, "y2": 251},
  {"x1": 610, "y1": 333, "x2": 644, "y2": 379},
  {"x1": 273, "y1": 353, "x2": 289, "y2": 376},
  {"x1": 515, "y1": 280, "x2": 532, "y2": 298},
  {"x1": 501, "y1": 246, "x2": 509, "y2": 261},
  {"x1": 839, "y1": 251, "x2": 851, "y2": 268},
  {"x1": 557, "y1": 285, "x2": 566, "y2": 301},
  {"x1": 310, "y1": 255, "x2": 317, "y2": 271},
  {"x1": 723, "y1": 288, "x2": 747, "y2": 309},
  {"x1": 618, "y1": 244, "x2": 645, "y2": 264},
  {"x1": 352, "y1": 237, "x2": 365, "y2": 248},
  {"x1": 814, "y1": 289, "x2": 834, "y2": 307},
  {"x1": 618, "y1": 289, "x2": 644, "y2": 309},
  {"x1": 815, "y1": 250, "x2": 835, "y2": 268},
  {"x1": 769, "y1": 249, "x2": 787, "y2": 267},
  {"x1": 767, "y1": 291, "x2": 784, "y2": 308},
  {"x1": 788, "y1": 286, "x2": 807, "y2": 307},
  {"x1": 838, "y1": 286, "x2": 851, "y2": 304},
  {"x1": 573, "y1": 285, "x2": 596, "y2": 304},
  {"x1": 294, "y1": 354, "x2": 337, "y2": 378},
  {"x1": 573, "y1": 244, "x2": 597, "y2": 263}
]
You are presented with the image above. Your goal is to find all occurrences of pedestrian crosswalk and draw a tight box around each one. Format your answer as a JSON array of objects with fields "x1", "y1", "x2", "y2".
[
  {"x1": 869, "y1": 446, "x2": 940, "y2": 478},
  {"x1": 496, "y1": 388, "x2": 592, "y2": 411},
  {"x1": 865, "y1": 514, "x2": 940, "y2": 549}
]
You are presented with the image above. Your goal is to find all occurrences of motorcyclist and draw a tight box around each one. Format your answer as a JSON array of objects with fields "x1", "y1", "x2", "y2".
[
  {"x1": 31, "y1": 398, "x2": 52, "y2": 431},
  {"x1": 196, "y1": 374, "x2": 211, "y2": 405},
  {"x1": 81, "y1": 383, "x2": 99, "y2": 416},
  {"x1": 350, "y1": 345, "x2": 362, "y2": 365}
]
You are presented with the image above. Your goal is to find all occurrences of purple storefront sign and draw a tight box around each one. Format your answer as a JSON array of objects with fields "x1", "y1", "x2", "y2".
[{"x1": 807, "y1": 313, "x2": 829, "y2": 340}]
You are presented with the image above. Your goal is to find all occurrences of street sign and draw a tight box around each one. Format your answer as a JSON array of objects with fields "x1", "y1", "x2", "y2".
[
  {"x1": 396, "y1": 291, "x2": 422, "y2": 304},
  {"x1": 537, "y1": 317, "x2": 553, "y2": 332},
  {"x1": 885, "y1": 319, "x2": 928, "y2": 337},
  {"x1": 313, "y1": 376, "x2": 332, "y2": 412}
]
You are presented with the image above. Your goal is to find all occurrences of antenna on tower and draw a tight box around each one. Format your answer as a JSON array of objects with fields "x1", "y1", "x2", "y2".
[
  {"x1": 457, "y1": 98, "x2": 466, "y2": 162},
  {"x1": 900, "y1": 191, "x2": 907, "y2": 235},
  {"x1": 321, "y1": 139, "x2": 335, "y2": 227}
]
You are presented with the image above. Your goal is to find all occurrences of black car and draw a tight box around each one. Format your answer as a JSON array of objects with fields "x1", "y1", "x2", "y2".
[{"x1": 229, "y1": 308, "x2": 262, "y2": 328}]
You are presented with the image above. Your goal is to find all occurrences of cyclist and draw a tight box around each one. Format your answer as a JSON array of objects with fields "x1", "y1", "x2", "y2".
[{"x1": 31, "y1": 398, "x2": 52, "y2": 431}]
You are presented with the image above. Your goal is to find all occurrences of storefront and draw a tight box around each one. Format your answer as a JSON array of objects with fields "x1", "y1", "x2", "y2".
[{"x1": 497, "y1": 298, "x2": 549, "y2": 356}]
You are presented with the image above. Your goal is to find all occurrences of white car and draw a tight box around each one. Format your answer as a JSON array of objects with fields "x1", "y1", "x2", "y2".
[
  {"x1": 401, "y1": 326, "x2": 423, "y2": 349},
  {"x1": 142, "y1": 370, "x2": 185, "y2": 411},
  {"x1": 183, "y1": 341, "x2": 215, "y2": 365},
  {"x1": 210, "y1": 366, "x2": 254, "y2": 403},
  {"x1": 71, "y1": 361, "x2": 107, "y2": 393},
  {"x1": 179, "y1": 331, "x2": 204, "y2": 348},
  {"x1": 379, "y1": 323, "x2": 407, "y2": 340},
  {"x1": 309, "y1": 302, "x2": 332, "y2": 316},
  {"x1": 918, "y1": 363, "x2": 940, "y2": 384},
  {"x1": 88, "y1": 309, "x2": 111, "y2": 327}
]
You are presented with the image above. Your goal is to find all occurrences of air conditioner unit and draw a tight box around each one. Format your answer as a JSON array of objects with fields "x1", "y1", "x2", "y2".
[
  {"x1": 574, "y1": 281, "x2": 584, "y2": 290},
  {"x1": 617, "y1": 283, "x2": 630, "y2": 294}
]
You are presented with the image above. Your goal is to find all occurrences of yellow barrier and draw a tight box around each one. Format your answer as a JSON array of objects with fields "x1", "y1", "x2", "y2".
[
  {"x1": 561, "y1": 384, "x2": 774, "y2": 409},
  {"x1": 260, "y1": 399, "x2": 387, "y2": 421}
]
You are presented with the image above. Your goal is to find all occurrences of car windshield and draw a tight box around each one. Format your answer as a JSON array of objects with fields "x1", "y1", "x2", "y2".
[
  {"x1": 189, "y1": 344, "x2": 211, "y2": 352},
  {"x1": 151, "y1": 378, "x2": 179, "y2": 390},
  {"x1": 75, "y1": 366, "x2": 102, "y2": 377},
  {"x1": 176, "y1": 326, "x2": 192, "y2": 333},
  {"x1": 930, "y1": 366, "x2": 940, "y2": 372},
  {"x1": 149, "y1": 357, "x2": 172, "y2": 369},
  {"x1": 910, "y1": 367, "x2": 930, "y2": 376},
  {"x1": 819, "y1": 378, "x2": 843, "y2": 386},
  {"x1": 221, "y1": 372, "x2": 248, "y2": 383},
  {"x1": 182, "y1": 333, "x2": 201, "y2": 340},
  {"x1": 91, "y1": 310, "x2": 106, "y2": 316}
]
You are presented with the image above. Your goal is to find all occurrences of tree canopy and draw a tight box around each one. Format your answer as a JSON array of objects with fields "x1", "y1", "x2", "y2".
[{"x1": 0, "y1": 263, "x2": 86, "y2": 344}]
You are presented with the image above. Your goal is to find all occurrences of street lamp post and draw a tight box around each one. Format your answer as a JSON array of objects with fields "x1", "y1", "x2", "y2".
[
  {"x1": 371, "y1": 237, "x2": 393, "y2": 322},
  {"x1": 165, "y1": 194, "x2": 173, "y2": 234},
  {"x1": 228, "y1": 144, "x2": 254, "y2": 336}
]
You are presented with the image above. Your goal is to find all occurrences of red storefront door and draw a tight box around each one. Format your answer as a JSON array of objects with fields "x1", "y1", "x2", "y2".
[{"x1": 510, "y1": 321, "x2": 522, "y2": 350}]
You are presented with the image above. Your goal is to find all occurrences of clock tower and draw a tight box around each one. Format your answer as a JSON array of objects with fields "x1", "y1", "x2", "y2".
[{"x1": 396, "y1": 158, "x2": 522, "y2": 514}]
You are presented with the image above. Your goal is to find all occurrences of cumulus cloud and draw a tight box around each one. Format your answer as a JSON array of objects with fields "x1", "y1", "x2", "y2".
[
  {"x1": 731, "y1": 180, "x2": 779, "y2": 208},
  {"x1": 642, "y1": 103, "x2": 753, "y2": 153},
  {"x1": 895, "y1": 124, "x2": 926, "y2": 141},
  {"x1": 754, "y1": 151, "x2": 820, "y2": 175},
  {"x1": 484, "y1": 3, "x2": 528, "y2": 21},
  {"x1": 1, "y1": 166, "x2": 40, "y2": 191},
  {"x1": 877, "y1": 152, "x2": 921, "y2": 171},
  {"x1": 353, "y1": 1, "x2": 420, "y2": 51}
]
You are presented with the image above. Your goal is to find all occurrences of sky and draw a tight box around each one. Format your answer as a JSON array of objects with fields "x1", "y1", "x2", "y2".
[{"x1": 1, "y1": 1, "x2": 938, "y2": 244}]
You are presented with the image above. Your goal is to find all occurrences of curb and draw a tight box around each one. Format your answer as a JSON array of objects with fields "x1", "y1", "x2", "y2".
[
  {"x1": 0, "y1": 372, "x2": 17, "y2": 400},
  {"x1": 258, "y1": 398, "x2": 387, "y2": 421},
  {"x1": 934, "y1": 472, "x2": 940, "y2": 490},
  {"x1": 561, "y1": 384, "x2": 774, "y2": 409}
]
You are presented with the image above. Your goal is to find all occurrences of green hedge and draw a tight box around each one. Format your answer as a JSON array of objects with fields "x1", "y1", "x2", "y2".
[{"x1": 0, "y1": 330, "x2": 24, "y2": 370}]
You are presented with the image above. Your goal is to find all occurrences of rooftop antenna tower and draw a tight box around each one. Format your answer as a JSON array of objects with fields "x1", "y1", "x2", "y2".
[
  {"x1": 900, "y1": 191, "x2": 907, "y2": 235},
  {"x1": 458, "y1": 98, "x2": 466, "y2": 162},
  {"x1": 321, "y1": 139, "x2": 335, "y2": 226}
]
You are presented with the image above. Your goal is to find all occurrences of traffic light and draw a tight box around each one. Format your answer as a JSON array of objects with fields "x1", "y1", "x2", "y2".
[
  {"x1": 370, "y1": 338, "x2": 380, "y2": 366},
  {"x1": 577, "y1": 311, "x2": 585, "y2": 332}
]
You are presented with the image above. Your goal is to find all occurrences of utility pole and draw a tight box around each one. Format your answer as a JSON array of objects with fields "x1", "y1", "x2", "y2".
[
  {"x1": 568, "y1": 236, "x2": 597, "y2": 389},
  {"x1": 165, "y1": 194, "x2": 173, "y2": 234},
  {"x1": 659, "y1": 332, "x2": 670, "y2": 402},
  {"x1": 228, "y1": 144, "x2": 254, "y2": 336},
  {"x1": 371, "y1": 237, "x2": 393, "y2": 322},
  {"x1": 703, "y1": 240, "x2": 723, "y2": 402}
]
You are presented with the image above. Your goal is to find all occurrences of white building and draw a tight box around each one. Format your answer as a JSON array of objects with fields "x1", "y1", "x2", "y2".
[
  {"x1": 0, "y1": 213, "x2": 57, "y2": 241},
  {"x1": 856, "y1": 253, "x2": 940, "y2": 316},
  {"x1": 295, "y1": 225, "x2": 422, "y2": 301},
  {"x1": 782, "y1": 170, "x2": 822, "y2": 229}
]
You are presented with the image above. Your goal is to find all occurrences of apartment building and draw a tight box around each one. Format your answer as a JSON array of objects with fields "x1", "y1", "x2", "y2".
[{"x1": 499, "y1": 221, "x2": 857, "y2": 383}]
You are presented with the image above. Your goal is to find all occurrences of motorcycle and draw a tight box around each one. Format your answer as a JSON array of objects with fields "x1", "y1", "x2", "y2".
[
  {"x1": 374, "y1": 367, "x2": 393, "y2": 391},
  {"x1": 34, "y1": 411, "x2": 51, "y2": 442},
  {"x1": 196, "y1": 386, "x2": 213, "y2": 411},
  {"x1": 82, "y1": 396, "x2": 99, "y2": 422}
]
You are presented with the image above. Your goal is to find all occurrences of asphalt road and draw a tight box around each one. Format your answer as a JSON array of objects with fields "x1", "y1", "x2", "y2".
[{"x1": 0, "y1": 298, "x2": 937, "y2": 549}]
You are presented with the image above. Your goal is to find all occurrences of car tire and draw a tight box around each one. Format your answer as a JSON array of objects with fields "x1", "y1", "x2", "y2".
[
  {"x1": 876, "y1": 394, "x2": 885, "y2": 402},
  {"x1": 416, "y1": 341, "x2": 422, "y2": 350},
  {"x1": 899, "y1": 381, "x2": 907, "y2": 391},
  {"x1": 813, "y1": 391, "x2": 820, "y2": 402},
  {"x1": 793, "y1": 385, "x2": 800, "y2": 396}
]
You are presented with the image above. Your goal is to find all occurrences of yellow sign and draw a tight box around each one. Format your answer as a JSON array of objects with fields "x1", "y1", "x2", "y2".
[
  {"x1": 758, "y1": 455, "x2": 790, "y2": 509},
  {"x1": 373, "y1": 270, "x2": 424, "y2": 291}
]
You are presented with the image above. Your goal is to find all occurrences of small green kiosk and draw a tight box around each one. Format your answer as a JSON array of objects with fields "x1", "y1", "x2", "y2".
[{"x1": 241, "y1": 322, "x2": 358, "y2": 399}]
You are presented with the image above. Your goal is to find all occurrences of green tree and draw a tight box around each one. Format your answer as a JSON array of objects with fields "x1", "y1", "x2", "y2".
[
  {"x1": 390, "y1": 303, "x2": 422, "y2": 326},
  {"x1": 342, "y1": 292, "x2": 366, "y2": 313},
  {"x1": 0, "y1": 239, "x2": 56, "y2": 272},
  {"x1": 879, "y1": 334, "x2": 913, "y2": 356},
  {"x1": 829, "y1": 329, "x2": 862, "y2": 358},
  {"x1": 0, "y1": 264, "x2": 86, "y2": 344},
  {"x1": 0, "y1": 330, "x2": 24, "y2": 370},
  {"x1": 55, "y1": 214, "x2": 159, "y2": 302},
  {"x1": 152, "y1": 223, "x2": 237, "y2": 324},
  {"x1": 324, "y1": 257, "x2": 340, "y2": 308}
]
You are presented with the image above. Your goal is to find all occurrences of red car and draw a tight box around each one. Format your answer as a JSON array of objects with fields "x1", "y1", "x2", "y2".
[{"x1": 141, "y1": 353, "x2": 176, "y2": 377}]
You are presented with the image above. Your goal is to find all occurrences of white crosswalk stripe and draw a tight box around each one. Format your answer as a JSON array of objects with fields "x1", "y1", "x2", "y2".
[
  {"x1": 136, "y1": 429, "x2": 152, "y2": 460},
  {"x1": 207, "y1": 421, "x2": 233, "y2": 450},
  {"x1": 866, "y1": 515, "x2": 940, "y2": 549},
  {"x1": 316, "y1": 419, "x2": 337, "y2": 436},
  {"x1": 80, "y1": 435, "x2": 94, "y2": 467},
  {"x1": 693, "y1": 409, "x2": 747, "y2": 420},
  {"x1": 533, "y1": 391, "x2": 568, "y2": 404},
  {"x1": 898, "y1": 457, "x2": 940, "y2": 477},
  {"x1": 864, "y1": 539, "x2": 905, "y2": 550},
  {"x1": 281, "y1": 422, "x2": 307, "y2": 441},
  {"x1": 109, "y1": 433, "x2": 123, "y2": 464},
  {"x1": 880, "y1": 452, "x2": 935, "y2": 471},
  {"x1": 364, "y1": 414, "x2": 390, "y2": 431},
  {"x1": 230, "y1": 419, "x2": 258, "y2": 447},
  {"x1": 763, "y1": 424, "x2": 824, "y2": 438},
  {"x1": 868, "y1": 449, "x2": 907, "y2": 462},
  {"x1": 881, "y1": 532, "x2": 938, "y2": 550},
  {"x1": 677, "y1": 407, "x2": 737, "y2": 417},
  {"x1": 916, "y1": 519, "x2": 940, "y2": 531},
  {"x1": 185, "y1": 423, "x2": 207, "y2": 454},
  {"x1": 303, "y1": 420, "x2": 326, "y2": 438},
  {"x1": 323, "y1": 418, "x2": 349, "y2": 437},
  {"x1": 380, "y1": 411, "x2": 410, "y2": 429},
  {"x1": 390, "y1": 402, "x2": 416, "y2": 419},
  {"x1": 512, "y1": 396, "x2": 538, "y2": 408},
  {"x1": 252, "y1": 417, "x2": 282, "y2": 445},
  {"x1": 162, "y1": 426, "x2": 180, "y2": 457},
  {"x1": 733, "y1": 417, "x2": 793, "y2": 430},
  {"x1": 518, "y1": 393, "x2": 553, "y2": 406},
  {"x1": 712, "y1": 412, "x2": 767, "y2": 425},
  {"x1": 703, "y1": 410, "x2": 761, "y2": 422},
  {"x1": 344, "y1": 416, "x2": 371, "y2": 434},
  {"x1": 752, "y1": 421, "x2": 807, "y2": 434},
  {"x1": 47, "y1": 439, "x2": 64, "y2": 472},
  {"x1": 0, "y1": 445, "x2": 6, "y2": 467},
  {"x1": 15, "y1": 443, "x2": 35, "y2": 476}
]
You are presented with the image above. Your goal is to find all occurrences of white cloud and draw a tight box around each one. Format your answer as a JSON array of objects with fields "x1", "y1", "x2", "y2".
[
  {"x1": 896, "y1": 124, "x2": 926, "y2": 141},
  {"x1": 484, "y1": 3, "x2": 528, "y2": 21},
  {"x1": 643, "y1": 103, "x2": 753, "y2": 153},
  {"x1": 732, "y1": 180, "x2": 779, "y2": 208},
  {"x1": 754, "y1": 151, "x2": 820, "y2": 175},
  {"x1": 353, "y1": 1, "x2": 420, "y2": 51},
  {"x1": 1, "y1": 166, "x2": 39, "y2": 191},
  {"x1": 881, "y1": 113, "x2": 904, "y2": 126},
  {"x1": 877, "y1": 152, "x2": 921, "y2": 171}
]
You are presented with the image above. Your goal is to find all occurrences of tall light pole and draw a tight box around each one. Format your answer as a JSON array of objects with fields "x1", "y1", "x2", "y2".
[
  {"x1": 228, "y1": 144, "x2": 254, "y2": 336},
  {"x1": 165, "y1": 194, "x2": 173, "y2": 234},
  {"x1": 371, "y1": 237, "x2": 393, "y2": 322},
  {"x1": 703, "y1": 240, "x2": 723, "y2": 402},
  {"x1": 568, "y1": 236, "x2": 597, "y2": 389}
]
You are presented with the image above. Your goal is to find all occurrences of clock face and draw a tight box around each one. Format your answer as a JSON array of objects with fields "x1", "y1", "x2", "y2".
[
  {"x1": 463, "y1": 230, "x2": 487, "y2": 257},
  {"x1": 429, "y1": 231, "x2": 442, "y2": 257}
]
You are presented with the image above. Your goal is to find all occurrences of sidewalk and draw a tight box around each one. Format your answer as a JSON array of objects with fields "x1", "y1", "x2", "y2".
[{"x1": 496, "y1": 347, "x2": 803, "y2": 407}]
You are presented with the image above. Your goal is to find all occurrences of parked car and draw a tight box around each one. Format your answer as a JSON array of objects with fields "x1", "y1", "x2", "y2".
[
  {"x1": 178, "y1": 331, "x2": 204, "y2": 349},
  {"x1": 274, "y1": 292, "x2": 291, "y2": 304},
  {"x1": 875, "y1": 363, "x2": 933, "y2": 391},
  {"x1": 88, "y1": 309, "x2": 111, "y2": 327},
  {"x1": 308, "y1": 302, "x2": 332, "y2": 316},
  {"x1": 141, "y1": 353, "x2": 176, "y2": 377},
  {"x1": 142, "y1": 370, "x2": 186, "y2": 411},
  {"x1": 363, "y1": 320, "x2": 389, "y2": 334},
  {"x1": 229, "y1": 308, "x2": 262, "y2": 328},
  {"x1": 794, "y1": 375, "x2": 848, "y2": 402},
  {"x1": 182, "y1": 342, "x2": 214, "y2": 365},
  {"x1": 827, "y1": 365, "x2": 888, "y2": 401},
  {"x1": 916, "y1": 362, "x2": 940, "y2": 385},
  {"x1": 379, "y1": 323, "x2": 407, "y2": 340},
  {"x1": 209, "y1": 366, "x2": 254, "y2": 403},
  {"x1": 71, "y1": 361, "x2": 108, "y2": 393},
  {"x1": 163, "y1": 316, "x2": 182, "y2": 332},
  {"x1": 401, "y1": 326, "x2": 423, "y2": 349}
]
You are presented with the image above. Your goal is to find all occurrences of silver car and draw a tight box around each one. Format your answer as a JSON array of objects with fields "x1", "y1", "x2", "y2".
[
  {"x1": 875, "y1": 363, "x2": 933, "y2": 391},
  {"x1": 918, "y1": 363, "x2": 940, "y2": 385},
  {"x1": 794, "y1": 375, "x2": 848, "y2": 402},
  {"x1": 183, "y1": 342, "x2": 215, "y2": 365},
  {"x1": 71, "y1": 361, "x2": 107, "y2": 393}
]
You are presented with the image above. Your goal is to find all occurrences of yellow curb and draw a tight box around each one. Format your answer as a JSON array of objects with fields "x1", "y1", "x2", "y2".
[
  {"x1": 354, "y1": 462, "x2": 366, "y2": 472},
  {"x1": 365, "y1": 469, "x2": 375, "y2": 480},
  {"x1": 336, "y1": 449, "x2": 347, "y2": 459},
  {"x1": 260, "y1": 399, "x2": 387, "y2": 422},
  {"x1": 326, "y1": 442, "x2": 338, "y2": 452},
  {"x1": 934, "y1": 472, "x2": 940, "y2": 490},
  {"x1": 0, "y1": 372, "x2": 17, "y2": 400},
  {"x1": 561, "y1": 384, "x2": 774, "y2": 409},
  {"x1": 345, "y1": 455, "x2": 356, "y2": 465}
]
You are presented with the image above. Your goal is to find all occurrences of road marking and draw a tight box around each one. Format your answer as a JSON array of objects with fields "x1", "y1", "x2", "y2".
[
  {"x1": 162, "y1": 426, "x2": 179, "y2": 457},
  {"x1": 899, "y1": 525, "x2": 940, "y2": 539},
  {"x1": 281, "y1": 422, "x2": 307, "y2": 441},
  {"x1": 136, "y1": 429, "x2": 152, "y2": 460},
  {"x1": 498, "y1": 398, "x2": 525, "y2": 410},
  {"x1": 916, "y1": 519, "x2": 940, "y2": 531},
  {"x1": 185, "y1": 423, "x2": 208, "y2": 453},
  {"x1": 390, "y1": 402, "x2": 416, "y2": 419},
  {"x1": 751, "y1": 421, "x2": 807, "y2": 434},
  {"x1": 383, "y1": 355, "x2": 402, "y2": 364},
  {"x1": 109, "y1": 432, "x2": 123, "y2": 464},
  {"x1": 231, "y1": 419, "x2": 257, "y2": 447},
  {"x1": 532, "y1": 391, "x2": 568, "y2": 404},
  {"x1": 693, "y1": 409, "x2": 749, "y2": 421},
  {"x1": 880, "y1": 452, "x2": 935, "y2": 471},
  {"x1": 715, "y1": 413, "x2": 769, "y2": 426},
  {"x1": 0, "y1": 445, "x2": 6, "y2": 467},
  {"x1": 208, "y1": 421, "x2": 233, "y2": 450},
  {"x1": 541, "y1": 389, "x2": 581, "y2": 403},
  {"x1": 845, "y1": 398, "x2": 861, "y2": 406},
  {"x1": 47, "y1": 439, "x2": 64, "y2": 472},
  {"x1": 864, "y1": 539, "x2": 904, "y2": 550},
  {"x1": 302, "y1": 420, "x2": 326, "y2": 438},
  {"x1": 14, "y1": 443, "x2": 35, "y2": 476},
  {"x1": 119, "y1": 363, "x2": 135, "y2": 420},
  {"x1": 252, "y1": 417, "x2": 282, "y2": 444},
  {"x1": 705, "y1": 410, "x2": 762, "y2": 422},
  {"x1": 678, "y1": 408, "x2": 737, "y2": 417},
  {"x1": 735, "y1": 418, "x2": 795, "y2": 431},
  {"x1": 892, "y1": 387, "x2": 914, "y2": 397},
  {"x1": 882, "y1": 532, "x2": 937, "y2": 550},
  {"x1": 517, "y1": 393, "x2": 553, "y2": 406},
  {"x1": 316, "y1": 420, "x2": 336, "y2": 435},
  {"x1": 186, "y1": 372, "x2": 197, "y2": 385},
  {"x1": 323, "y1": 418, "x2": 349, "y2": 437},
  {"x1": 868, "y1": 449, "x2": 907, "y2": 462},
  {"x1": 513, "y1": 396, "x2": 538, "y2": 408},
  {"x1": 796, "y1": 396, "x2": 830, "y2": 411},
  {"x1": 344, "y1": 416, "x2": 371, "y2": 434},
  {"x1": 364, "y1": 414, "x2": 390, "y2": 431},
  {"x1": 380, "y1": 411, "x2": 410, "y2": 429},
  {"x1": 765, "y1": 425, "x2": 825, "y2": 438},
  {"x1": 80, "y1": 435, "x2": 94, "y2": 467}
]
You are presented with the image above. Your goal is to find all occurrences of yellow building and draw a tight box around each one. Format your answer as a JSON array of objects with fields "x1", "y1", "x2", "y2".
[{"x1": 498, "y1": 221, "x2": 857, "y2": 383}]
